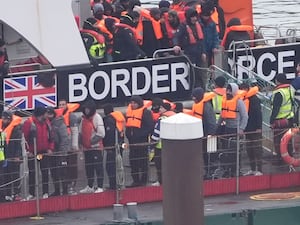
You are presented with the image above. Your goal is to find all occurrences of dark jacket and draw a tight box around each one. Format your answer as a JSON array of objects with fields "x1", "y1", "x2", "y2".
[
  {"x1": 50, "y1": 116, "x2": 69, "y2": 153},
  {"x1": 4, "y1": 125, "x2": 22, "y2": 159},
  {"x1": 200, "y1": 18, "x2": 219, "y2": 58},
  {"x1": 245, "y1": 95, "x2": 262, "y2": 132},
  {"x1": 173, "y1": 9, "x2": 205, "y2": 65},
  {"x1": 203, "y1": 101, "x2": 217, "y2": 136},
  {"x1": 125, "y1": 108, "x2": 154, "y2": 144},
  {"x1": 103, "y1": 114, "x2": 117, "y2": 148}
]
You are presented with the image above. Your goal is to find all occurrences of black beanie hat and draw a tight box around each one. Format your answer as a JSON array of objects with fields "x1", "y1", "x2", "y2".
[
  {"x1": 214, "y1": 76, "x2": 226, "y2": 88},
  {"x1": 130, "y1": 95, "x2": 144, "y2": 107},
  {"x1": 161, "y1": 102, "x2": 171, "y2": 111},
  {"x1": 103, "y1": 103, "x2": 114, "y2": 116},
  {"x1": 2, "y1": 110, "x2": 13, "y2": 119},
  {"x1": 192, "y1": 87, "x2": 204, "y2": 101},
  {"x1": 159, "y1": 0, "x2": 170, "y2": 9},
  {"x1": 275, "y1": 73, "x2": 289, "y2": 84},
  {"x1": 46, "y1": 107, "x2": 56, "y2": 117},
  {"x1": 34, "y1": 106, "x2": 47, "y2": 117}
]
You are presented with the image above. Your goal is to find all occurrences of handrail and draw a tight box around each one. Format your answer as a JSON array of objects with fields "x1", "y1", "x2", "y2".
[{"x1": 7, "y1": 68, "x2": 56, "y2": 76}]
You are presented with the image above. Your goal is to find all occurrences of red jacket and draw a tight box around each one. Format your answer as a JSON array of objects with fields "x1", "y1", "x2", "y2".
[{"x1": 22, "y1": 116, "x2": 54, "y2": 153}]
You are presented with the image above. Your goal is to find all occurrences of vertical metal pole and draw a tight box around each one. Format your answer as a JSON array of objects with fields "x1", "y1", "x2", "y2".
[
  {"x1": 236, "y1": 116, "x2": 240, "y2": 195},
  {"x1": 33, "y1": 137, "x2": 41, "y2": 218},
  {"x1": 115, "y1": 129, "x2": 120, "y2": 204},
  {"x1": 21, "y1": 134, "x2": 28, "y2": 199}
]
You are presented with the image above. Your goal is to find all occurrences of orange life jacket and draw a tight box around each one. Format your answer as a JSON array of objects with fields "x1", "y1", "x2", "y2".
[
  {"x1": 152, "y1": 112, "x2": 161, "y2": 122},
  {"x1": 110, "y1": 111, "x2": 126, "y2": 133},
  {"x1": 163, "y1": 13, "x2": 178, "y2": 41},
  {"x1": 96, "y1": 19, "x2": 114, "y2": 41},
  {"x1": 221, "y1": 95, "x2": 240, "y2": 119},
  {"x1": 221, "y1": 25, "x2": 253, "y2": 47},
  {"x1": 115, "y1": 23, "x2": 138, "y2": 43},
  {"x1": 80, "y1": 28, "x2": 106, "y2": 45},
  {"x1": 192, "y1": 92, "x2": 215, "y2": 119},
  {"x1": 186, "y1": 22, "x2": 204, "y2": 44},
  {"x1": 0, "y1": 115, "x2": 22, "y2": 144},
  {"x1": 62, "y1": 103, "x2": 80, "y2": 130},
  {"x1": 126, "y1": 105, "x2": 145, "y2": 128},
  {"x1": 242, "y1": 86, "x2": 259, "y2": 112}
]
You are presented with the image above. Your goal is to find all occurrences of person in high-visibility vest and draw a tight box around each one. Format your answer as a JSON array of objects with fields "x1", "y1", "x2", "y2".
[
  {"x1": 270, "y1": 73, "x2": 295, "y2": 165},
  {"x1": 151, "y1": 102, "x2": 176, "y2": 186},
  {"x1": 239, "y1": 83, "x2": 263, "y2": 176},
  {"x1": 0, "y1": 111, "x2": 22, "y2": 202}
]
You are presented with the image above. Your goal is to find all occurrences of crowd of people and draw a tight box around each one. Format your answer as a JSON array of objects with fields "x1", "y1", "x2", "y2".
[
  {"x1": 78, "y1": 0, "x2": 252, "y2": 88},
  {"x1": 0, "y1": 62, "x2": 299, "y2": 202}
]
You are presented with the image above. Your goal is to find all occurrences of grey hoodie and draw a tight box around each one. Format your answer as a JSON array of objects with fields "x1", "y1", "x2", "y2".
[
  {"x1": 50, "y1": 116, "x2": 70, "y2": 153},
  {"x1": 218, "y1": 83, "x2": 248, "y2": 131}
]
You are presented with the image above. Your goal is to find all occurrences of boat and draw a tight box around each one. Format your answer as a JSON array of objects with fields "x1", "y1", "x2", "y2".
[{"x1": 0, "y1": 0, "x2": 300, "y2": 221}]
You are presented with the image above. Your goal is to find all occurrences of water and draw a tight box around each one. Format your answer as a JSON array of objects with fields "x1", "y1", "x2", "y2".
[{"x1": 253, "y1": 0, "x2": 300, "y2": 26}]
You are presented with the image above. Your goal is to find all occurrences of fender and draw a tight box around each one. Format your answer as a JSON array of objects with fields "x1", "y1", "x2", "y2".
[{"x1": 280, "y1": 128, "x2": 300, "y2": 167}]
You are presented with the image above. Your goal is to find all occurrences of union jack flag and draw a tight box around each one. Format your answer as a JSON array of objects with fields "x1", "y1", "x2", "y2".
[{"x1": 3, "y1": 75, "x2": 56, "y2": 110}]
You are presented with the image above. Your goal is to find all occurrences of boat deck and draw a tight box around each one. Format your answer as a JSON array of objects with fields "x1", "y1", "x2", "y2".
[{"x1": 1, "y1": 188, "x2": 300, "y2": 225}]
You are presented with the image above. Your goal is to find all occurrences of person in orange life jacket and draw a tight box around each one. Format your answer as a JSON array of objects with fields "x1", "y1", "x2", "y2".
[
  {"x1": 173, "y1": 8, "x2": 207, "y2": 88},
  {"x1": 58, "y1": 99, "x2": 80, "y2": 194},
  {"x1": 103, "y1": 18, "x2": 117, "y2": 62},
  {"x1": 159, "y1": 0, "x2": 171, "y2": 14},
  {"x1": 46, "y1": 107, "x2": 69, "y2": 196},
  {"x1": 151, "y1": 97, "x2": 164, "y2": 123},
  {"x1": 140, "y1": 7, "x2": 163, "y2": 57},
  {"x1": 191, "y1": 87, "x2": 217, "y2": 179},
  {"x1": 125, "y1": 95, "x2": 154, "y2": 187},
  {"x1": 211, "y1": 0, "x2": 226, "y2": 39},
  {"x1": 112, "y1": 0, "x2": 130, "y2": 18},
  {"x1": 112, "y1": 12, "x2": 146, "y2": 61},
  {"x1": 151, "y1": 102, "x2": 175, "y2": 186},
  {"x1": 199, "y1": 2, "x2": 219, "y2": 66},
  {"x1": 239, "y1": 83, "x2": 263, "y2": 176},
  {"x1": 102, "y1": 103, "x2": 125, "y2": 190},
  {"x1": 217, "y1": 83, "x2": 248, "y2": 177},
  {"x1": 79, "y1": 100, "x2": 105, "y2": 194},
  {"x1": 0, "y1": 39, "x2": 9, "y2": 77},
  {"x1": 160, "y1": 10, "x2": 180, "y2": 49},
  {"x1": 223, "y1": 17, "x2": 251, "y2": 50},
  {"x1": 270, "y1": 73, "x2": 294, "y2": 164},
  {"x1": 22, "y1": 106, "x2": 54, "y2": 199},
  {"x1": 0, "y1": 111, "x2": 22, "y2": 202}
]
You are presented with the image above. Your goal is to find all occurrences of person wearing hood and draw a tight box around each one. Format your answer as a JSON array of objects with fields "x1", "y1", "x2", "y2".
[
  {"x1": 0, "y1": 111, "x2": 22, "y2": 202},
  {"x1": 218, "y1": 83, "x2": 248, "y2": 177},
  {"x1": 270, "y1": 73, "x2": 295, "y2": 165},
  {"x1": 173, "y1": 7, "x2": 207, "y2": 88},
  {"x1": 223, "y1": 17, "x2": 251, "y2": 50},
  {"x1": 112, "y1": 12, "x2": 146, "y2": 61},
  {"x1": 79, "y1": 100, "x2": 105, "y2": 193},
  {"x1": 22, "y1": 106, "x2": 54, "y2": 200},
  {"x1": 125, "y1": 95, "x2": 154, "y2": 187},
  {"x1": 46, "y1": 107, "x2": 69, "y2": 196},
  {"x1": 191, "y1": 87, "x2": 217, "y2": 179},
  {"x1": 160, "y1": 10, "x2": 181, "y2": 48}
]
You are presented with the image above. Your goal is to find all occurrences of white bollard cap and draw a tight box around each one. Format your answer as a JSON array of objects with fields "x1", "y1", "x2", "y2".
[{"x1": 160, "y1": 113, "x2": 203, "y2": 140}]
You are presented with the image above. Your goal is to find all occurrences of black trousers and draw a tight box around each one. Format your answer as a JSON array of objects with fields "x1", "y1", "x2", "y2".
[
  {"x1": 3, "y1": 161, "x2": 21, "y2": 196},
  {"x1": 50, "y1": 155, "x2": 68, "y2": 195},
  {"x1": 28, "y1": 155, "x2": 51, "y2": 196},
  {"x1": 245, "y1": 132, "x2": 263, "y2": 172},
  {"x1": 84, "y1": 150, "x2": 103, "y2": 188},
  {"x1": 67, "y1": 151, "x2": 78, "y2": 185},
  {"x1": 106, "y1": 148, "x2": 116, "y2": 189},
  {"x1": 129, "y1": 145, "x2": 148, "y2": 185}
]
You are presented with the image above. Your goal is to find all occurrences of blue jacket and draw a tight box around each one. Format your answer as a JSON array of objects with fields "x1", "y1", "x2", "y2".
[{"x1": 200, "y1": 18, "x2": 219, "y2": 57}]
